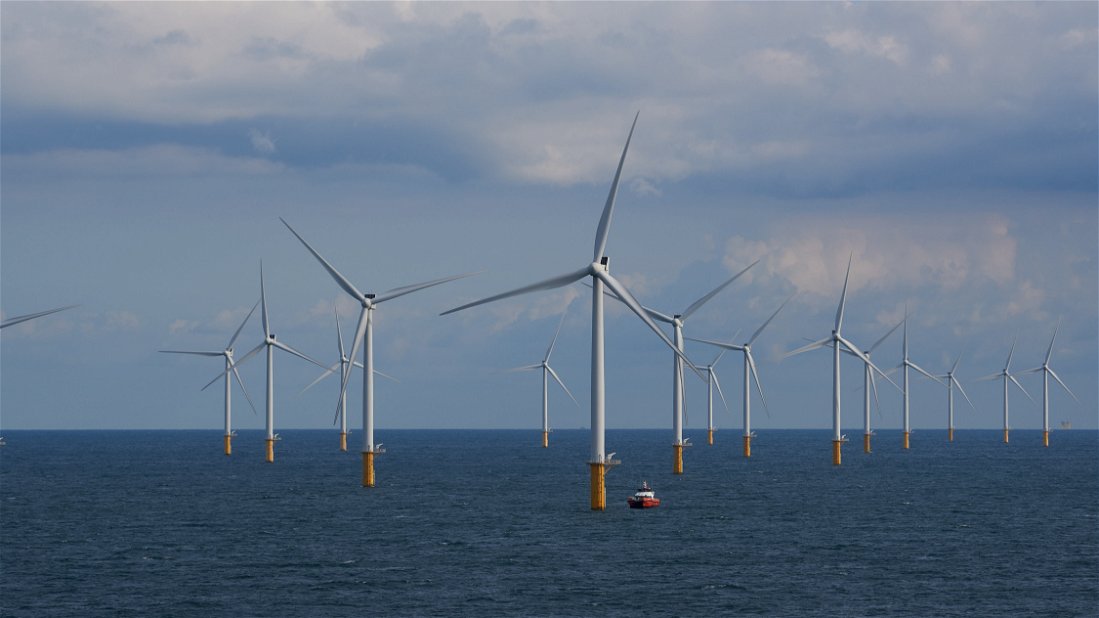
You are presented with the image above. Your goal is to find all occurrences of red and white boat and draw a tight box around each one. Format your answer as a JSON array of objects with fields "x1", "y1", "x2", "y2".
[{"x1": 627, "y1": 481, "x2": 660, "y2": 509}]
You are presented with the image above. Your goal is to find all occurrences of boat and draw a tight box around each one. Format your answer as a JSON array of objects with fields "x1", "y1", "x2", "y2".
[{"x1": 627, "y1": 481, "x2": 660, "y2": 509}]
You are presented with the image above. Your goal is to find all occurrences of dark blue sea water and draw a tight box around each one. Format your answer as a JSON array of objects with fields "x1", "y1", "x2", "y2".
[{"x1": 2, "y1": 429, "x2": 1097, "y2": 617}]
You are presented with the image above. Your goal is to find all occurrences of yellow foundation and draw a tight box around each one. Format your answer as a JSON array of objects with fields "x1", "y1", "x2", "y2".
[
  {"x1": 542, "y1": 431, "x2": 548, "y2": 448},
  {"x1": 1043, "y1": 430, "x2": 1049, "y2": 447},
  {"x1": 1003, "y1": 429, "x2": 1009, "y2": 444},
  {"x1": 362, "y1": 451, "x2": 375, "y2": 487},
  {"x1": 224, "y1": 434, "x2": 232, "y2": 456},
  {"x1": 673, "y1": 444, "x2": 684, "y2": 475},
  {"x1": 832, "y1": 440, "x2": 842, "y2": 466},
  {"x1": 948, "y1": 428, "x2": 954, "y2": 442},
  {"x1": 265, "y1": 438, "x2": 275, "y2": 463},
  {"x1": 708, "y1": 429, "x2": 714, "y2": 446},
  {"x1": 903, "y1": 432, "x2": 910, "y2": 450},
  {"x1": 863, "y1": 433, "x2": 871, "y2": 454},
  {"x1": 743, "y1": 435, "x2": 752, "y2": 458},
  {"x1": 589, "y1": 462, "x2": 606, "y2": 511},
  {"x1": 339, "y1": 432, "x2": 347, "y2": 452}
]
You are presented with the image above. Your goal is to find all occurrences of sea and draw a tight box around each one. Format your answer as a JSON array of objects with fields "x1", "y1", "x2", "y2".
[{"x1": 2, "y1": 428, "x2": 1096, "y2": 617}]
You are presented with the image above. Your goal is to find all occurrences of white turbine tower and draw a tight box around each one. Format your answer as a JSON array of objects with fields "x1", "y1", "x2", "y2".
[
  {"x1": 509, "y1": 308, "x2": 579, "y2": 448},
  {"x1": 700, "y1": 350, "x2": 731, "y2": 446},
  {"x1": 935, "y1": 355, "x2": 977, "y2": 443},
  {"x1": 689, "y1": 295, "x2": 792, "y2": 457},
  {"x1": 851, "y1": 319, "x2": 904, "y2": 454},
  {"x1": 281, "y1": 218, "x2": 474, "y2": 487},
  {"x1": 896, "y1": 310, "x2": 945, "y2": 450},
  {"x1": 784, "y1": 257, "x2": 893, "y2": 466},
  {"x1": 977, "y1": 337, "x2": 1034, "y2": 444},
  {"x1": 1, "y1": 305, "x2": 78, "y2": 329},
  {"x1": 206, "y1": 265, "x2": 326, "y2": 462},
  {"x1": 442, "y1": 113, "x2": 696, "y2": 510},
  {"x1": 1022, "y1": 320, "x2": 1078, "y2": 447},
  {"x1": 160, "y1": 301, "x2": 259, "y2": 455}
]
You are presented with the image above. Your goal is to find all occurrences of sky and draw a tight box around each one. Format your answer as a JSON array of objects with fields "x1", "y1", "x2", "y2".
[{"x1": 2, "y1": 2, "x2": 1096, "y2": 434}]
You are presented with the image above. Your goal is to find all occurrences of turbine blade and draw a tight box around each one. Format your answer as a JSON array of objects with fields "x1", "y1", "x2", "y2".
[
  {"x1": 227, "y1": 301, "x2": 259, "y2": 350},
  {"x1": 1045, "y1": 318, "x2": 1061, "y2": 365},
  {"x1": 203, "y1": 341, "x2": 264, "y2": 391},
  {"x1": 951, "y1": 353, "x2": 963, "y2": 374},
  {"x1": 838, "y1": 334, "x2": 900, "y2": 392},
  {"x1": 711, "y1": 348, "x2": 728, "y2": 368},
  {"x1": 545, "y1": 364, "x2": 579, "y2": 407},
  {"x1": 868, "y1": 318, "x2": 904, "y2": 354},
  {"x1": 1005, "y1": 336, "x2": 1017, "y2": 371},
  {"x1": 975, "y1": 373, "x2": 1001, "y2": 382},
  {"x1": 338, "y1": 309, "x2": 370, "y2": 415},
  {"x1": 441, "y1": 267, "x2": 590, "y2": 316},
  {"x1": 954, "y1": 378, "x2": 977, "y2": 411},
  {"x1": 259, "y1": 263, "x2": 270, "y2": 338},
  {"x1": 545, "y1": 308, "x2": 568, "y2": 362},
  {"x1": 869, "y1": 367, "x2": 882, "y2": 418},
  {"x1": 747, "y1": 350, "x2": 770, "y2": 418},
  {"x1": 280, "y1": 218, "x2": 367, "y2": 302},
  {"x1": 159, "y1": 350, "x2": 224, "y2": 357},
  {"x1": 747, "y1": 293, "x2": 793, "y2": 346},
  {"x1": 335, "y1": 306, "x2": 345, "y2": 359},
  {"x1": 593, "y1": 111, "x2": 639, "y2": 262},
  {"x1": 1046, "y1": 367, "x2": 1079, "y2": 402},
  {"x1": 686, "y1": 336, "x2": 745, "y2": 352},
  {"x1": 784, "y1": 337, "x2": 831, "y2": 359},
  {"x1": 0, "y1": 304, "x2": 77, "y2": 329},
  {"x1": 599, "y1": 270, "x2": 701, "y2": 377},
  {"x1": 507, "y1": 364, "x2": 544, "y2": 372},
  {"x1": 373, "y1": 369, "x2": 400, "y2": 383},
  {"x1": 273, "y1": 339, "x2": 327, "y2": 370},
  {"x1": 834, "y1": 254, "x2": 853, "y2": 333},
  {"x1": 711, "y1": 370, "x2": 730, "y2": 413},
  {"x1": 301, "y1": 363, "x2": 341, "y2": 394},
  {"x1": 375, "y1": 271, "x2": 480, "y2": 304},
  {"x1": 908, "y1": 361, "x2": 946, "y2": 386},
  {"x1": 583, "y1": 281, "x2": 675, "y2": 323},
  {"x1": 680, "y1": 260, "x2": 759, "y2": 321},
  {"x1": 1008, "y1": 374, "x2": 1034, "y2": 403},
  {"x1": 230, "y1": 362, "x2": 258, "y2": 415}
]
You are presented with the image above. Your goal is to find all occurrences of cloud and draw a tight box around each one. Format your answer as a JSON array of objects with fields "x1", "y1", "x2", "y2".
[
  {"x1": 1, "y1": 145, "x2": 284, "y2": 178},
  {"x1": 248, "y1": 129, "x2": 276, "y2": 154},
  {"x1": 824, "y1": 29, "x2": 909, "y2": 65}
]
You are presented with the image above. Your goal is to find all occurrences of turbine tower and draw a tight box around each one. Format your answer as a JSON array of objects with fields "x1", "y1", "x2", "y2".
[
  {"x1": 784, "y1": 257, "x2": 892, "y2": 466},
  {"x1": 700, "y1": 349, "x2": 730, "y2": 446},
  {"x1": 896, "y1": 310, "x2": 945, "y2": 450},
  {"x1": 281, "y1": 218, "x2": 474, "y2": 487},
  {"x1": 689, "y1": 295, "x2": 792, "y2": 457},
  {"x1": 509, "y1": 308, "x2": 579, "y2": 447},
  {"x1": 935, "y1": 355, "x2": 976, "y2": 443},
  {"x1": 160, "y1": 301, "x2": 259, "y2": 455},
  {"x1": 442, "y1": 113, "x2": 696, "y2": 510},
  {"x1": 977, "y1": 337, "x2": 1034, "y2": 444},
  {"x1": 1022, "y1": 320, "x2": 1078, "y2": 446},
  {"x1": 1, "y1": 305, "x2": 78, "y2": 330}
]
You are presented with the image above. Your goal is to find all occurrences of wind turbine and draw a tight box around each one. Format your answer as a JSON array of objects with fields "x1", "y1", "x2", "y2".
[
  {"x1": 1, "y1": 305, "x2": 78, "y2": 329},
  {"x1": 895, "y1": 310, "x2": 945, "y2": 450},
  {"x1": 509, "y1": 308, "x2": 579, "y2": 448},
  {"x1": 281, "y1": 218, "x2": 475, "y2": 487},
  {"x1": 977, "y1": 336, "x2": 1034, "y2": 444},
  {"x1": 689, "y1": 295, "x2": 792, "y2": 457},
  {"x1": 700, "y1": 346, "x2": 732, "y2": 446},
  {"x1": 442, "y1": 113, "x2": 697, "y2": 510},
  {"x1": 300, "y1": 306, "x2": 399, "y2": 452},
  {"x1": 784, "y1": 257, "x2": 894, "y2": 465},
  {"x1": 851, "y1": 319, "x2": 904, "y2": 454},
  {"x1": 160, "y1": 301, "x2": 259, "y2": 455},
  {"x1": 205, "y1": 265, "x2": 326, "y2": 462},
  {"x1": 935, "y1": 355, "x2": 976, "y2": 443},
  {"x1": 1022, "y1": 320, "x2": 1078, "y2": 447}
]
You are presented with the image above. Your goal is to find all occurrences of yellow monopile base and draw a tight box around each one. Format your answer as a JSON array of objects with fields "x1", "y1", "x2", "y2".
[
  {"x1": 673, "y1": 444, "x2": 684, "y2": 475},
  {"x1": 1043, "y1": 430, "x2": 1049, "y2": 447},
  {"x1": 948, "y1": 427, "x2": 954, "y2": 442},
  {"x1": 339, "y1": 432, "x2": 347, "y2": 452},
  {"x1": 708, "y1": 429, "x2": 714, "y2": 446},
  {"x1": 903, "y1": 432, "x2": 910, "y2": 450},
  {"x1": 265, "y1": 439, "x2": 275, "y2": 463},
  {"x1": 863, "y1": 433, "x2": 871, "y2": 454},
  {"x1": 832, "y1": 440, "x2": 842, "y2": 466},
  {"x1": 542, "y1": 431, "x2": 548, "y2": 448},
  {"x1": 743, "y1": 435, "x2": 752, "y2": 458},
  {"x1": 589, "y1": 462, "x2": 606, "y2": 511},
  {"x1": 362, "y1": 451, "x2": 375, "y2": 487},
  {"x1": 1003, "y1": 429, "x2": 1010, "y2": 444},
  {"x1": 224, "y1": 434, "x2": 232, "y2": 456}
]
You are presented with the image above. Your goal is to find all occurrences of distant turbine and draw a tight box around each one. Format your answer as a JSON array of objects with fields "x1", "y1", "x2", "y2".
[
  {"x1": 1, "y1": 305, "x2": 77, "y2": 329},
  {"x1": 206, "y1": 265, "x2": 326, "y2": 462},
  {"x1": 442, "y1": 113, "x2": 696, "y2": 510},
  {"x1": 852, "y1": 319, "x2": 904, "y2": 454},
  {"x1": 597, "y1": 261, "x2": 757, "y2": 473},
  {"x1": 160, "y1": 300, "x2": 259, "y2": 455},
  {"x1": 300, "y1": 306, "x2": 398, "y2": 452},
  {"x1": 689, "y1": 295, "x2": 792, "y2": 457},
  {"x1": 281, "y1": 218, "x2": 475, "y2": 487},
  {"x1": 699, "y1": 349, "x2": 730, "y2": 446},
  {"x1": 977, "y1": 336, "x2": 1034, "y2": 444},
  {"x1": 894, "y1": 309, "x2": 945, "y2": 450},
  {"x1": 784, "y1": 256, "x2": 894, "y2": 465},
  {"x1": 1021, "y1": 320, "x2": 1078, "y2": 447},
  {"x1": 508, "y1": 308, "x2": 579, "y2": 448},
  {"x1": 934, "y1": 355, "x2": 977, "y2": 443}
]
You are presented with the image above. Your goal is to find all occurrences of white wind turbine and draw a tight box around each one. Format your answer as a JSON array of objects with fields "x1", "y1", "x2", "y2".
[
  {"x1": 977, "y1": 336, "x2": 1034, "y2": 444},
  {"x1": 160, "y1": 301, "x2": 259, "y2": 455},
  {"x1": 509, "y1": 308, "x2": 579, "y2": 448},
  {"x1": 934, "y1": 355, "x2": 977, "y2": 443},
  {"x1": 895, "y1": 310, "x2": 945, "y2": 450},
  {"x1": 689, "y1": 295, "x2": 792, "y2": 457},
  {"x1": 784, "y1": 257, "x2": 895, "y2": 465},
  {"x1": 1021, "y1": 320, "x2": 1078, "y2": 447},
  {"x1": 281, "y1": 218, "x2": 475, "y2": 487},
  {"x1": 300, "y1": 306, "x2": 398, "y2": 452},
  {"x1": 699, "y1": 345, "x2": 733, "y2": 446},
  {"x1": 205, "y1": 265, "x2": 326, "y2": 462},
  {"x1": 441, "y1": 113, "x2": 697, "y2": 510},
  {"x1": 1, "y1": 304, "x2": 78, "y2": 329}
]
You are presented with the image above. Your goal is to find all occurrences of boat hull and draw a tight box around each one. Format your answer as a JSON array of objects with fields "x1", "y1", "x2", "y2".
[{"x1": 627, "y1": 498, "x2": 660, "y2": 509}]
